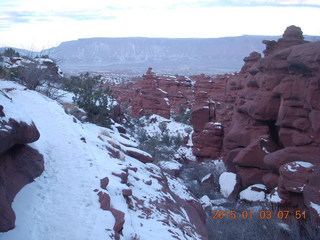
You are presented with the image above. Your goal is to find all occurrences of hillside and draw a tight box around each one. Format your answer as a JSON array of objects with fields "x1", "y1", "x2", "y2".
[
  {"x1": 0, "y1": 81, "x2": 207, "y2": 240},
  {"x1": 48, "y1": 35, "x2": 279, "y2": 74}
]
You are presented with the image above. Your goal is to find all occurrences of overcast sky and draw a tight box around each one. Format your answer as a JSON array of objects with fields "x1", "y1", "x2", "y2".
[{"x1": 0, "y1": 0, "x2": 319, "y2": 51}]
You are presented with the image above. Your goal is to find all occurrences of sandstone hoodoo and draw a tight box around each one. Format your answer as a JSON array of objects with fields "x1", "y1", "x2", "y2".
[
  {"x1": 220, "y1": 26, "x2": 320, "y2": 218},
  {"x1": 109, "y1": 25, "x2": 320, "y2": 223}
]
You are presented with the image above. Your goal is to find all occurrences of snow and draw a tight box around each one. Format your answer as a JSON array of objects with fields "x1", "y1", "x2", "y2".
[
  {"x1": 200, "y1": 195, "x2": 211, "y2": 208},
  {"x1": 159, "y1": 160, "x2": 182, "y2": 171},
  {"x1": 219, "y1": 172, "x2": 237, "y2": 198},
  {"x1": 210, "y1": 198, "x2": 228, "y2": 206},
  {"x1": 285, "y1": 161, "x2": 314, "y2": 172},
  {"x1": 164, "y1": 97, "x2": 170, "y2": 106},
  {"x1": 267, "y1": 187, "x2": 283, "y2": 204},
  {"x1": 174, "y1": 146, "x2": 196, "y2": 162},
  {"x1": 201, "y1": 173, "x2": 212, "y2": 183},
  {"x1": 0, "y1": 82, "x2": 33, "y2": 124},
  {"x1": 156, "y1": 88, "x2": 168, "y2": 94},
  {"x1": 239, "y1": 184, "x2": 266, "y2": 202},
  {"x1": 310, "y1": 202, "x2": 320, "y2": 216},
  {"x1": 278, "y1": 223, "x2": 290, "y2": 231},
  {"x1": 260, "y1": 137, "x2": 268, "y2": 142},
  {"x1": 0, "y1": 81, "x2": 203, "y2": 240},
  {"x1": 262, "y1": 146, "x2": 270, "y2": 154}
]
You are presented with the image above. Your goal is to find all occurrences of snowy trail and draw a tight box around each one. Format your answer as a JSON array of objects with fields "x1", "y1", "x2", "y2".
[
  {"x1": 0, "y1": 81, "x2": 206, "y2": 240},
  {"x1": 0, "y1": 87, "x2": 109, "y2": 240}
]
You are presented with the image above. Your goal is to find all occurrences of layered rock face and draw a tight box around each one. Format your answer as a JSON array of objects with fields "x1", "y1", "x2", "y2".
[
  {"x1": 110, "y1": 68, "x2": 195, "y2": 119},
  {"x1": 0, "y1": 102, "x2": 44, "y2": 232},
  {"x1": 222, "y1": 26, "x2": 320, "y2": 216},
  {"x1": 190, "y1": 73, "x2": 237, "y2": 160}
]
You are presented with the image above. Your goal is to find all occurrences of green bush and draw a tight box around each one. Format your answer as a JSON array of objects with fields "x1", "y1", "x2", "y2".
[
  {"x1": 65, "y1": 73, "x2": 114, "y2": 128},
  {"x1": 3, "y1": 48, "x2": 20, "y2": 57},
  {"x1": 131, "y1": 119, "x2": 184, "y2": 163},
  {"x1": 172, "y1": 105, "x2": 191, "y2": 125}
]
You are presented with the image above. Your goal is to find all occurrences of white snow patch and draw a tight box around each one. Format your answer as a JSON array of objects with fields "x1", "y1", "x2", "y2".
[
  {"x1": 310, "y1": 202, "x2": 320, "y2": 216},
  {"x1": 262, "y1": 146, "x2": 270, "y2": 154},
  {"x1": 201, "y1": 173, "x2": 212, "y2": 183},
  {"x1": 239, "y1": 184, "x2": 266, "y2": 202},
  {"x1": 159, "y1": 160, "x2": 182, "y2": 171},
  {"x1": 164, "y1": 97, "x2": 170, "y2": 106},
  {"x1": 267, "y1": 187, "x2": 283, "y2": 204},
  {"x1": 1, "y1": 82, "x2": 33, "y2": 124},
  {"x1": 157, "y1": 88, "x2": 168, "y2": 94},
  {"x1": 260, "y1": 137, "x2": 268, "y2": 142},
  {"x1": 200, "y1": 195, "x2": 211, "y2": 208},
  {"x1": 219, "y1": 172, "x2": 237, "y2": 198},
  {"x1": 210, "y1": 198, "x2": 228, "y2": 206},
  {"x1": 278, "y1": 223, "x2": 290, "y2": 231},
  {"x1": 285, "y1": 161, "x2": 314, "y2": 172}
]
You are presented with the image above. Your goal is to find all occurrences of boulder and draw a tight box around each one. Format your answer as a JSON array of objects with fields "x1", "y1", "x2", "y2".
[
  {"x1": 0, "y1": 118, "x2": 40, "y2": 154},
  {"x1": 192, "y1": 122, "x2": 223, "y2": 160},
  {"x1": 303, "y1": 165, "x2": 320, "y2": 218},
  {"x1": 110, "y1": 208, "x2": 125, "y2": 233},
  {"x1": 97, "y1": 191, "x2": 111, "y2": 210},
  {"x1": 279, "y1": 161, "x2": 314, "y2": 193},
  {"x1": 100, "y1": 177, "x2": 109, "y2": 190},
  {"x1": 126, "y1": 149, "x2": 154, "y2": 163},
  {"x1": 0, "y1": 145, "x2": 44, "y2": 232}
]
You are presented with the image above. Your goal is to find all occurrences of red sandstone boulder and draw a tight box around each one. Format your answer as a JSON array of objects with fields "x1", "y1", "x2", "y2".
[
  {"x1": 224, "y1": 111, "x2": 269, "y2": 150},
  {"x1": 191, "y1": 107, "x2": 210, "y2": 132},
  {"x1": 126, "y1": 149, "x2": 154, "y2": 163},
  {"x1": 262, "y1": 173, "x2": 279, "y2": 190},
  {"x1": 98, "y1": 191, "x2": 111, "y2": 210},
  {"x1": 192, "y1": 122, "x2": 223, "y2": 160},
  {"x1": 303, "y1": 165, "x2": 320, "y2": 218},
  {"x1": 263, "y1": 25, "x2": 307, "y2": 56},
  {"x1": 122, "y1": 189, "x2": 132, "y2": 197},
  {"x1": 110, "y1": 208, "x2": 125, "y2": 233},
  {"x1": 100, "y1": 177, "x2": 109, "y2": 190},
  {"x1": 236, "y1": 167, "x2": 269, "y2": 189},
  {"x1": 264, "y1": 146, "x2": 320, "y2": 172},
  {"x1": 241, "y1": 51, "x2": 261, "y2": 73},
  {"x1": 0, "y1": 117, "x2": 40, "y2": 154},
  {"x1": 233, "y1": 139, "x2": 268, "y2": 169},
  {"x1": 279, "y1": 161, "x2": 314, "y2": 193},
  {"x1": 0, "y1": 145, "x2": 44, "y2": 232}
]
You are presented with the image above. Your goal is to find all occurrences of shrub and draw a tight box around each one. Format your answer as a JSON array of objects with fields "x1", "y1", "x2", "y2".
[
  {"x1": 131, "y1": 120, "x2": 184, "y2": 163},
  {"x1": 66, "y1": 73, "x2": 114, "y2": 128},
  {"x1": 18, "y1": 62, "x2": 49, "y2": 90},
  {"x1": 172, "y1": 105, "x2": 191, "y2": 125},
  {"x1": 3, "y1": 48, "x2": 20, "y2": 57}
]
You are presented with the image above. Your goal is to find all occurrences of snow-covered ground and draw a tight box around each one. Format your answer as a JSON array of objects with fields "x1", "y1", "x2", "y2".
[
  {"x1": 130, "y1": 114, "x2": 195, "y2": 164},
  {"x1": 0, "y1": 80, "x2": 205, "y2": 240}
]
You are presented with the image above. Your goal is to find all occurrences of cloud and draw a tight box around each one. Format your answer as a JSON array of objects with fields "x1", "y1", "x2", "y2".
[
  {"x1": 0, "y1": 9, "x2": 116, "y2": 26},
  {"x1": 53, "y1": 11, "x2": 116, "y2": 21},
  {"x1": 180, "y1": 0, "x2": 320, "y2": 7}
]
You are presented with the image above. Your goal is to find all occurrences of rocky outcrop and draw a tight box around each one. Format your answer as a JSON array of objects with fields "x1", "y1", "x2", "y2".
[
  {"x1": 221, "y1": 26, "x2": 320, "y2": 218},
  {"x1": 110, "y1": 68, "x2": 195, "y2": 119},
  {"x1": 190, "y1": 74, "x2": 237, "y2": 161},
  {"x1": 0, "y1": 104, "x2": 44, "y2": 232}
]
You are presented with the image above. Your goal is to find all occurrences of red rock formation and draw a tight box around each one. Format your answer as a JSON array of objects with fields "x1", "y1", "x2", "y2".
[
  {"x1": 0, "y1": 105, "x2": 44, "y2": 232},
  {"x1": 98, "y1": 191, "x2": 111, "y2": 210},
  {"x1": 125, "y1": 149, "x2": 154, "y2": 163},
  {"x1": 221, "y1": 26, "x2": 320, "y2": 217},
  {"x1": 100, "y1": 177, "x2": 109, "y2": 190}
]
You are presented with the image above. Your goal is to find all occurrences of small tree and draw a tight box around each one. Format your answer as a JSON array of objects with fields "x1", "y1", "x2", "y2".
[
  {"x1": 3, "y1": 48, "x2": 20, "y2": 57},
  {"x1": 71, "y1": 73, "x2": 114, "y2": 128},
  {"x1": 18, "y1": 62, "x2": 49, "y2": 90}
]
